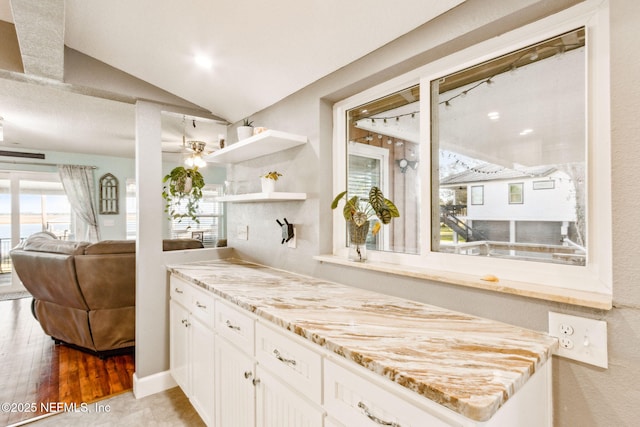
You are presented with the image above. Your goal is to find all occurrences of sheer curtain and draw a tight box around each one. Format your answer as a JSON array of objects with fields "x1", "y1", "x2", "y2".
[{"x1": 58, "y1": 165, "x2": 100, "y2": 242}]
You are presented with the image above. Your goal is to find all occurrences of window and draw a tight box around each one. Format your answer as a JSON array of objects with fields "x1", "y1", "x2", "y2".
[
  {"x1": 343, "y1": 86, "x2": 421, "y2": 255},
  {"x1": 331, "y1": 2, "x2": 611, "y2": 305},
  {"x1": 470, "y1": 186, "x2": 484, "y2": 205},
  {"x1": 169, "y1": 183, "x2": 225, "y2": 247},
  {"x1": 125, "y1": 178, "x2": 136, "y2": 240},
  {"x1": 508, "y1": 183, "x2": 524, "y2": 205}
]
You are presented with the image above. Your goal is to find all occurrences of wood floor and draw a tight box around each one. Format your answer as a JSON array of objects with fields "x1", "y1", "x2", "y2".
[{"x1": 0, "y1": 297, "x2": 134, "y2": 426}]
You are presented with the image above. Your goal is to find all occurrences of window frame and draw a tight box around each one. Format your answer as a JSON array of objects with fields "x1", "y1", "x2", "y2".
[
  {"x1": 470, "y1": 185, "x2": 484, "y2": 205},
  {"x1": 330, "y1": 0, "x2": 611, "y2": 306},
  {"x1": 508, "y1": 183, "x2": 524, "y2": 205}
]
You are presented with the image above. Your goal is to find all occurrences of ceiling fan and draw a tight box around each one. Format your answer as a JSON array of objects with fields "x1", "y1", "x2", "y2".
[{"x1": 162, "y1": 116, "x2": 214, "y2": 168}]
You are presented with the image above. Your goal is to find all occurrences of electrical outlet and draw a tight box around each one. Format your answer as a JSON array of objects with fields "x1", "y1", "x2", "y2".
[{"x1": 548, "y1": 312, "x2": 607, "y2": 368}]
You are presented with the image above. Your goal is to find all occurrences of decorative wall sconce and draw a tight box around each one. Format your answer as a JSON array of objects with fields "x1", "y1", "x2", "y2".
[{"x1": 397, "y1": 158, "x2": 419, "y2": 173}]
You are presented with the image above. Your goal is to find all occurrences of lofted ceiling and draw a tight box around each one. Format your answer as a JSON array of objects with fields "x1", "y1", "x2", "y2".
[{"x1": 0, "y1": 0, "x2": 464, "y2": 159}]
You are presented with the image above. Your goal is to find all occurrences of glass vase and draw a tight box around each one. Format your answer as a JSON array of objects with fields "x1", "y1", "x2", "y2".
[{"x1": 348, "y1": 221, "x2": 370, "y2": 262}]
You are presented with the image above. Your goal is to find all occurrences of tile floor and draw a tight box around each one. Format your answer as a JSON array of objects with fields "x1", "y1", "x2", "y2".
[{"x1": 19, "y1": 387, "x2": 205, "y2": 426}]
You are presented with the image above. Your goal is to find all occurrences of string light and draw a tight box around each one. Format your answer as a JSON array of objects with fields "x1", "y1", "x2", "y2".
[{"x1": 438, "y1": 42, "x2": 582, "y2": 108}]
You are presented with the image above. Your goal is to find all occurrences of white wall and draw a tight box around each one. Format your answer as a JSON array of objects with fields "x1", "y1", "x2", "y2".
[
  {"x1": 223, "y1": 0, "x2": 640, "y2": 425},
  {"x1": 467, "y1": 172, "x2": 576, "y2": 221}
]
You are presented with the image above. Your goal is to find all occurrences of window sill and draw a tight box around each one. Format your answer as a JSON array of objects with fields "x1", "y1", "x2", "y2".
[{"x1": 313, "y1": 254, "x2": 612, "y2": 310}]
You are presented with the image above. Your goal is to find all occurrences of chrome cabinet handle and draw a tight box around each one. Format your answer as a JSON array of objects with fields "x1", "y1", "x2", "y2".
[
  {"x1": 357, "y1": 402, "x2": 400, "y2": 427},
  {"x1": 196, "y1": 301, "x2": 207, "y2": 309},
  {"x1": 244, "y1": 371, "x2": 253, "y2": 379},
  {"x1": 273, "y1": 349, "x2": 296, "y2": 366},
  {"x1": 226, "y1": 320, "x2": 241, "y2": 331},
  {"x1": 252, "y1": 378, "x2": 261, "y2": 386},
  {"x1": 175, "y1": 288, "x2": 183, "y2": 294}
]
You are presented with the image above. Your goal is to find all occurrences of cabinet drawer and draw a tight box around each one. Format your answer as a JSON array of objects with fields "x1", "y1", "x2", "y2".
[
  {"x1": 189, "y1": 285, "x2": 215, "y2": 327},
  {"x1": 324, "y1": 359, "x2": 459, "y2": 427},
  {"x1": 256, "y1": 322, "x2": 323, "y2": 405},
  {"x1": 215, "y1": 299, "x2": 255, "y2": 354},
  {"x1": 170, "y1": 276, "x2": 192, "y2": 307}
]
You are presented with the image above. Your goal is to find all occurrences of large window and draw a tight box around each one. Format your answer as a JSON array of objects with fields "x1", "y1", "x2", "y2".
[{"x1": 332, "y1": 2, "x2": 611, "y2": 304}]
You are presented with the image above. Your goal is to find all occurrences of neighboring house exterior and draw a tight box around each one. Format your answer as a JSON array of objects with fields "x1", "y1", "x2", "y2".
[{"x1": 439, "y1": 163, "x2": 582, "y2": 262}]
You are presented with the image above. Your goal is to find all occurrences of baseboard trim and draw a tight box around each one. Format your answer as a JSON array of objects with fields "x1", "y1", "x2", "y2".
[{"x1": 133, "y1": 370, "x2": 177, "y2": 399}]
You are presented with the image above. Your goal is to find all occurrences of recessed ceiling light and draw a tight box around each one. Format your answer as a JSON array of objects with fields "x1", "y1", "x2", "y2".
[
  {"x1": 519, "y1": 128, "x2": 533, "y2": 136},
  {"x1": 194, "y1": 54, "x2": 213, "y2": 69},
  {"x1": 488, "y1": 111, "x2": 500, "y2": 120}
]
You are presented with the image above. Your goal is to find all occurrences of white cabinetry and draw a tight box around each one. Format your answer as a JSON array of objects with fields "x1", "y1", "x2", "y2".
[
  {"x1": 170, "y1": 273, "x2": 551, "y2": 427},
  {"x1": 214, "y1": 299, "x2": 257, "y2": 427},
  {"x1": 254, "y1": 322, "x2": 324, "y2": 426},
  {"x1": 215, "y1": 335, "x2": 255, "y2": 427},
  {"x1": 324, "y1": 357, "x2": 551, "y2": 427},
  {"x1": 255, "y1": 366, "x2": 324, "y2": 427},
  {"x1": 169, "y1": 277, "x2": 215, "y2": 426}
]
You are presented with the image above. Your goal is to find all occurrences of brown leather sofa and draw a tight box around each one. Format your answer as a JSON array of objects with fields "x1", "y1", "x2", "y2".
[{"x1": 10, "y1": 232, "x2": 203, "y2": 357}]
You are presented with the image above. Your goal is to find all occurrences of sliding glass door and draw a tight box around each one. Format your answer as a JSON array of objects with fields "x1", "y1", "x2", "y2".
[{"x1": 0, "y1": 171, "x2": 72, "y2": 291}]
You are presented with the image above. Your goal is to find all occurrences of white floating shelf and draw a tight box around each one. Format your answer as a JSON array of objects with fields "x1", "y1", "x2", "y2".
[
  {"x1": 214, "y1": 192, "x2": 307, "y2": 203},
  {"x1": 204, "y1": 129, "x2": 307, "y2": 164}
]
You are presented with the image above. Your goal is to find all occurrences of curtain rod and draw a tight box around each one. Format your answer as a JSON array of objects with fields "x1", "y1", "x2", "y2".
[{"x1": 0, "y1": 160, "x2": 97, "y2": 169}]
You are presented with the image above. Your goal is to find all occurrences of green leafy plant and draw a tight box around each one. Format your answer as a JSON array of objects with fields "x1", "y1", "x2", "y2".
[
  {"x1": 261, "y1": 171, "x2": 282, "y2": 181},
  {"x1": 331, "y1": 186, "x2": 400, "y2": 235},
  {"x1": 242, "y1": 118, "x2": 254, "y2": 127},
  {"x1": 162, "y1": 166, "x2": 205, "y2": 226}
]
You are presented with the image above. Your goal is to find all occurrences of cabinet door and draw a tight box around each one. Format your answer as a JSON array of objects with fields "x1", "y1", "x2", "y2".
[
  {"x1": 190, "y1": 315, "x2": 215, "y2": 427},
  {"x1": 215, "y1": 337, "x2": 256, "y2": 427},
  {"x1": 255, "y1": 366, "x2": 324, "y2": 427},
  {"x1": 170, "y1": 299, "x2": 190, "y2": 394}
]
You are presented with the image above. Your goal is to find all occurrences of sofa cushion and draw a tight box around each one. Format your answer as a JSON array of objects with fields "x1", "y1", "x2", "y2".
[
  {"x1": 23, "y1": 234, "x2": 90, "y2": 255},
  {"x1": 163, "y1": 238, "x2": 204, "y2": 251},
  {"x1": 84, "y1": 240, "x2": 136, "y2": 255}
]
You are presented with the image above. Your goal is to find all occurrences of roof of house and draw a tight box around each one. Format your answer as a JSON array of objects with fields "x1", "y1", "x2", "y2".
[{"x1": 440, "y1": 163, "x2": 557, "y2": 186}]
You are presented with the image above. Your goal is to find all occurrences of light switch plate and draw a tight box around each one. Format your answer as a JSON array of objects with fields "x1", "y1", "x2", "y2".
[
  {"x1": 548, "y1": 312, "x2": 607, "y2": 368},
  {"x1": 237, "y1": 225, "x2": 248, "y2": 240}
]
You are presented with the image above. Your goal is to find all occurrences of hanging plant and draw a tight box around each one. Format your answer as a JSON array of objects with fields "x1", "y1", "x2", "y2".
[{"x1": 162, "y1": 166, "x2": 205, "y2": 225}]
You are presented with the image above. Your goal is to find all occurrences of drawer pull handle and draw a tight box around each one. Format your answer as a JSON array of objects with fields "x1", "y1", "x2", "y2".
[
  {"x1": 175, "y1": 288, "x2": 183, "y2": 294},
  {"x1": 273, "y1": 349, "x2": 297, "y2": 366},
  {"x1": 357, "y1": 402, "x2": 400, "y2": 427},
  {"x1": 226, "y1": 320, "x2": 241, "y2": 331},
  {"x1": 196, "y1": 301, "x2": 207, "y2": 309}
]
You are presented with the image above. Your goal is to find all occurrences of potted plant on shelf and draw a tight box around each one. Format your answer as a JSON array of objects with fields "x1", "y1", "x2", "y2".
[
  {"x1": 237, "y1": 118, "x2": 254, "y2": 141},
  {"x1": 162, "y1": 166, "x2": 205, "y2": 226},
  {"x1": 260, "y1": 171, "x2": 282, "y2": 193},
  {"x1": 331, "y1": 186, "x2": 400, "y2": 262}
]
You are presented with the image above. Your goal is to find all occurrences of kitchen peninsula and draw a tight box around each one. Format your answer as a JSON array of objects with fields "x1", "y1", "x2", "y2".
[{"x1": 167, "y1": 259, "x2": 558, "y2": 426}]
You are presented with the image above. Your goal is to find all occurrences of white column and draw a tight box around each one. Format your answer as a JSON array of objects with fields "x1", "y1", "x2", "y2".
[{"x1": 134, "y1": 101, "x2": 166, "y2": 388}]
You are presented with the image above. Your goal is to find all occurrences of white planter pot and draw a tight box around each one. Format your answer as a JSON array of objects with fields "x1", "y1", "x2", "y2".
[
  {"x1": 237, "y1": 126, "x2": 254, "y2": 141},
  {"x1": 261, "y1": 177, "x2": 275, "y2": 193}
]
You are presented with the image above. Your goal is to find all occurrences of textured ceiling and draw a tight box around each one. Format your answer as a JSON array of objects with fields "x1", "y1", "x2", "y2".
[{"x1": 0, "y1": 0, "x2": 464, "y2": 158}]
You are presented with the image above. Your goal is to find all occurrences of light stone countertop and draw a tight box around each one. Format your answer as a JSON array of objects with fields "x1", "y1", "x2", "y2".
[{"x1": 167, "y1": 258, "x2": 558, "y2": 422}]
